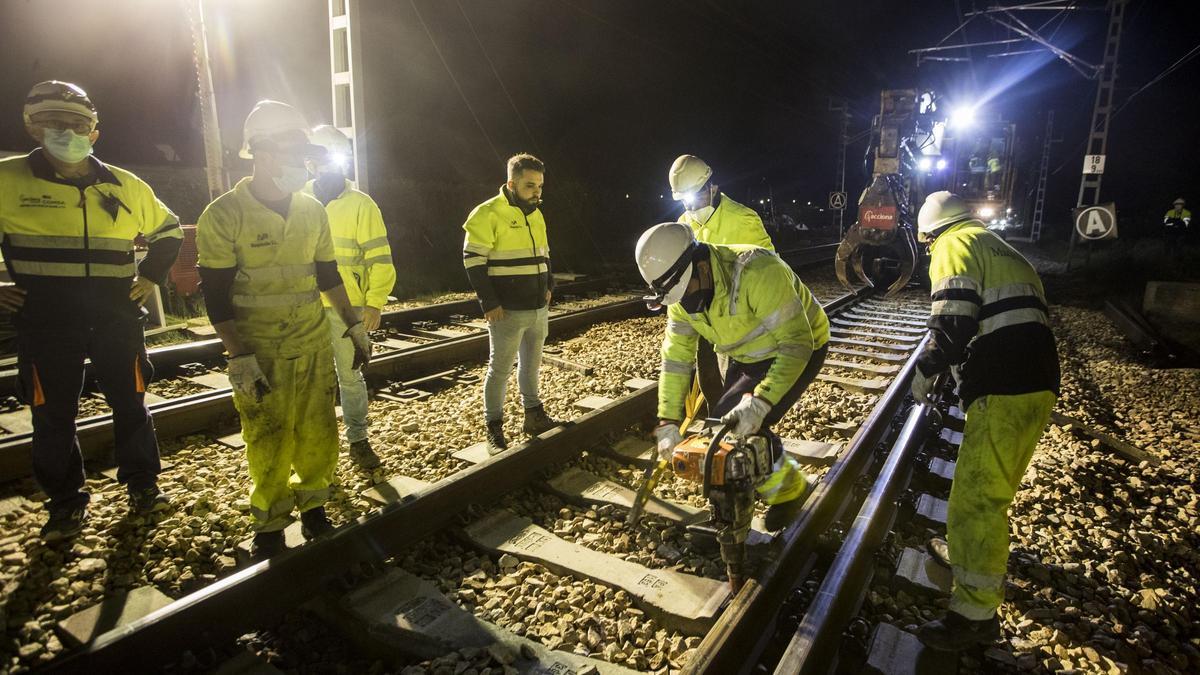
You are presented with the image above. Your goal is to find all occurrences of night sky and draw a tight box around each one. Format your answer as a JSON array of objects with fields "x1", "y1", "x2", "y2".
[{"x1": 0, "y1": 0, "x2": 1195, "y2": 238}]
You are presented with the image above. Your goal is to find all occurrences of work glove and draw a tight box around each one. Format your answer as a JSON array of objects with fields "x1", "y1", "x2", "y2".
[
  {"x1": 345, "y1": 321, "x2": 372, "y2": 369},
  {"x1": 654, "y1": 422, "x2": 683, "y2": 462},
  {"x1": 228, "y1": 354, "x2": 271, "y2": 402},
  {"x1": 950, "y1": 364, "x2": 964, "y2": 391},
  {"x1": 911, "y1": 367, "x2": 937, "y2": 406},
  {"x1": 721, "y1": 394, "x2": 771, "y2": 437}
]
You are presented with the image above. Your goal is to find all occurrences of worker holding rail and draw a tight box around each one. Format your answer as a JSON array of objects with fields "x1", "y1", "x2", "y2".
[
  {"x1": 0, "y1": 81, "x2": 183, "y2": 541},
  {"x1": 911, "y1": 191, "x2": 1060, "y2": 651},
  {"x1": 462, "y1": 153, "x2": 562, "y2": 455},
  {"x1": 303, "y1": 125, "x2": 396, "y2": 470},
  {"x1": 635, "y1": 221, "x2": 829, "y2": 530},
  {"x1": 669, "y1": 154, "x2": 775, "y2": 412},
  {"x1": 196, "y1": 101, "x2": 371, "y2": 558}
]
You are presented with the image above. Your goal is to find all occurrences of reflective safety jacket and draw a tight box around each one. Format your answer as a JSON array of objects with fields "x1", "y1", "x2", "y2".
[
  {"x1": 196, "y1": 178, "x2": 336, "y2": 358},
  {"x1": 0, "y1": 150, "x2": 181, "y2": 329},
  {"x1": 462, "y1": 187, "x2": 552, "y2": 312},
  {"x1": 303, "y1": 179, "x2": 396, "y2": 309},
  {"x1": 1163, "y1": 207, "x2": 1192, "y2": 230},
  {"x1": 658, "y1": 245, "x2": 829, "y2": 420},
  {"x1": 917, "y1": 220, "x2": 1060, "y2": 407},
  {"x1": 679, "y1": 193, "x2": 774, "y2": 250}
]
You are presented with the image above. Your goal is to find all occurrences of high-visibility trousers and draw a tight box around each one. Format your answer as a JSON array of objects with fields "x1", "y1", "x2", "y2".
[
  {"x1": 947, "y1": 390, "x2": 1055, "y2": 620},
  {"x1": 233, "y1": 346, "x2": 339, "y2": 532}
]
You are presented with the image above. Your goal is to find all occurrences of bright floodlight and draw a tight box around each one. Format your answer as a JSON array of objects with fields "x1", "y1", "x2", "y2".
[
  {"x1": 978, "y1": 206, "x2": 996, "y2": 219},
  {"x1": 918, "y1": 157, "x2": 933, "y2": 171},
  {"x1": 936, "y1": 159, "x2": 948, "y2": 170},
  {"x1": 950, "y1": 106, "x2": 976, "y2": 129},
  {"x1": 680, "y1": 192, "x2": 698, "y2": 207}
]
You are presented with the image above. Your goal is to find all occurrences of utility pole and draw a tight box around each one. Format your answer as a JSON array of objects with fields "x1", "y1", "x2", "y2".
[
  {"x1": 829, "y1": 98, "x2": 850, "y2": 236},
  {"x1": 1067, "y1": 0, "x2": 1127, "y2": 269},
  {"x1": 328, "y1": 0, "x2": 369, "y2": 191},
  {"x1": 185, "y1": 0, "x2": 226, "y2": 200}
]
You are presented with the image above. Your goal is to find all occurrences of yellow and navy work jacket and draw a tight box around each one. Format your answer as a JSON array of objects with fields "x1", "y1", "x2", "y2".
[
  {"x1": 679, "y1": 193, "x2": 775, "y2": 250},
  {"x1": 462, "y1": 186, "x2": 552, "y2": 312},
  {"x1": 196, "y1": 178, "x2": 337, "y2": 359},
  {"x1": 0, "y1": 150, "x2": 181, "y2": 328},
  {"x1": 303, "y1": 178, "x2": 396, "y2": 309},
  {"x1": 918, "y1": 220, "x2": 1060, "y2": 407},
  {"x1": 658, "y1": 244, "x2": 829, "y2": 421},
  {"x1": 1163, "y1": 207, "x2": 1191, "y2": 230}
]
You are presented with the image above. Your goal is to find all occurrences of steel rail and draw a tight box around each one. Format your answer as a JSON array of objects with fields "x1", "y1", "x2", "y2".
[
  {"x1": 773, "y1": 362, "x2": 938, "y2": 674},
  {"x1": 47, "y1": 384, "x2": 660, "y2": 674},
  {"x1": 0, "y1": 298, "x2": 649, "y2": 481},
  {"x1": 685, "y1": 314, "x2": 927, "y2": 675}
]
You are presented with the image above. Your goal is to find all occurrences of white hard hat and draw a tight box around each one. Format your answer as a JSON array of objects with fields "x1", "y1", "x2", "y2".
[
  {"x1": 240, "y1": 100, "x2": 322, "y2": 159},
  {"x1": 635, "y1": 222, "x2": 697, "y2": 309},
  {"x1": 1173, "y1": 197, "x2": 1185, "y2": 206},
  {"x1": 310, "y1": 125, "x2": 352, "y2": 162},
  {"x1": 23, "y1": 80, "x2": 97, "y2": 125},
  {"x1": 917, "y1": 191, "x2": 972, "y2": 240},
  {"x1": 669, "y1": 155, "x2": 713, "y2": 201}
]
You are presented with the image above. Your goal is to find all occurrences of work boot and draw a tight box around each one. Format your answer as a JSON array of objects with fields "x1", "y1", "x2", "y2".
[
  {"x1": 300, "y1": 506, "x2": 335, "y2": 540},
  {"x1": 40, "y1": 506, "x2": 87, "y2": 543},
  {"x1": 916, "y1": 611, "x2": 1001, "y2": 651},
  {"x1": 523, "y1": 404, "x2": 562, "y2": 436},
  {"x1": 763, "y1": 476, "x2": 815, "y2": 531},
  {"x1": 349, "y1": 439, "x2": 381, "y2": 469},
  {"x1": 927, "y1": 536, "x2": 951, "y2": 569},
  {"x1": 486, "y1": 419, "x2": 508, "y2": 455},
  {"x1": 129, "y1": 486, "x2": 170, "y2": 515},
  {"x1": 250, "y1": 530, "x2": 286, "y2": 559}
]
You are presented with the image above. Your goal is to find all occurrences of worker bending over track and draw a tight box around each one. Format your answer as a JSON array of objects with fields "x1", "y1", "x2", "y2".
[
  {"x1": 636, "y1": 222, "x2": 829, "y2": 530},
  {"x1": 197, "y1": 101, "x2": 371, "y2": 558},
  {"x1": 0, "y1": 81, "x2": 182, "y2": 540},
  {"x1": 911, "y1": 191, "x2": 1060, "y2": 651},
  {"x1": 669, "y1": 154, "x2": 775, "y2": 411},
  {"x1": 304, "y1": 125, "x2": 396, "y2": 470}
]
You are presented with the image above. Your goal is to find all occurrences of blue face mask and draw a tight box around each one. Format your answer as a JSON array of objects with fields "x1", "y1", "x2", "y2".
[{"x1": 42, "y1": 128, "x2": 93, "y2": 164}]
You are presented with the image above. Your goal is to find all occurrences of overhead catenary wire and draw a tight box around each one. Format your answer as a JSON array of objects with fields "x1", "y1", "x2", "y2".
[{"x1": 410, "y1": 0, "x2": 502, "y2": 163}]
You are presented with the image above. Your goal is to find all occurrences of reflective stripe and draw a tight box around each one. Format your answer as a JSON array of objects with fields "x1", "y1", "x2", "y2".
[
  {"x1": 931, "y1": 299, "x2": 980, "y2": 318},
  {"x1": 488, "y1": 247, "x2": 549, "y2": 260},
  {"x1": 739, "y1": 345, "x2": 776, "y2": 359},
  {"x1": 978, "y1": 307, "x2": 1049, "y2": 335},
  {"x1": 760, "y1": 298, "x2": 805, "y2": 331},
  {"x1": 487, "y1": 264, "x2": 547, "y2": 276},
  {"x1": 951, "y1": 565, "x2": 1005, "y2": 591},
  {"x1": 981, "y1": 282, "x2": 1044, "y2": 304},
  {"x1": 363, "y1": 254, "x2": 392, "y2": 265},
  {"x1": 333, "y1": 236, "x2": 359, "y2": 249},
  {"x1": 666, "y1": 319, "x2": 697, "y2": 336},
  {"x1": 233, "y1": 290, "x2": 320, "y2": 307},
  {"x1": 464, "y1": 242, "x2": 491, "y2": 256},
  {"x1": 336, "y1": 255, "x2": 364, "y2": 267},
  {"x1": 715, "y1": 324, "x2": 766, "y2": 354},
  {"x1": 776, "y1": 343, "x2": 814, "y2": 361},
  {"x1": 3, "y1": 233, "x2": 132, "y2": 252},
  {"x1": 358, "y1": 236, "x2": 390, "y2": 251},
  {"x1": 8, "y1": 260, "x2": 134, "y2": 277},
  {"x1": 661, "y1": 358, "x2": 694, "y2": 375},
  {"x1": 463, "y1": 256, "x2": 488, "y2": 269},
  {"x1": 238, "y1": 263, "x2": 315, "y2": 283},
  {"x1": 932, "y1": 275, "x2": 981, "y2": 294},
  {"x1": 145, "y1": 218, "x2": 182, "y2": 242}
]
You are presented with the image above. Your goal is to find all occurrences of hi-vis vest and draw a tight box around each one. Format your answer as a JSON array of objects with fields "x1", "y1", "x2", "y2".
[
  {"x1": 679, "y1": 194, "x2": 774, "y2": 250},
  {"x1": 303, "y1": 179, "x2": 396, "y2": 308},
  {"x1": 196, "y1": 178, "x2": 335, "y2": 358},
  {"x1": 0, "y1": 150, "x2": 181, "y2": 326},
  {"x1": 658, "y1": 245, "x2": 829, "y2": 421},
  {"x1": 921, "y1": 220, "x2": 1059, "y2": 406},
  {"x1": 462, "y1": 187, "x2": 551, "y2": 312}
]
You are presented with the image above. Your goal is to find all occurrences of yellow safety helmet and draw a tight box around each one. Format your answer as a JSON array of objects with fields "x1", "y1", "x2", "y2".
[{"x1": 669, "y1": 154, "x2": 713, "y2": 202}]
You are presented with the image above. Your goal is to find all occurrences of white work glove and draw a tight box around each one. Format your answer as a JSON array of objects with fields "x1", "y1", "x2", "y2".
[
  {"x1": 911, "y1": 368, "x2": 936, "y2": 405},
  {"x1": 344, "y1": 321, "x2": 372, "y2": 369},
  {"x1": 228, "y1": 354, "x2": 271, "y2": 402},
  {"x1": 654, "y1": 423, "x2": 683, "y2": 462},
  {"x1": 721, "y1": 394, "x2": 771, "y2": 437}
]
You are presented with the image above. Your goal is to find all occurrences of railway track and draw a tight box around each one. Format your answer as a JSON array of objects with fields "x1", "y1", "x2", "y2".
[{"x1": 28, "y1": 278, "x2": 945, "y2": 674}]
